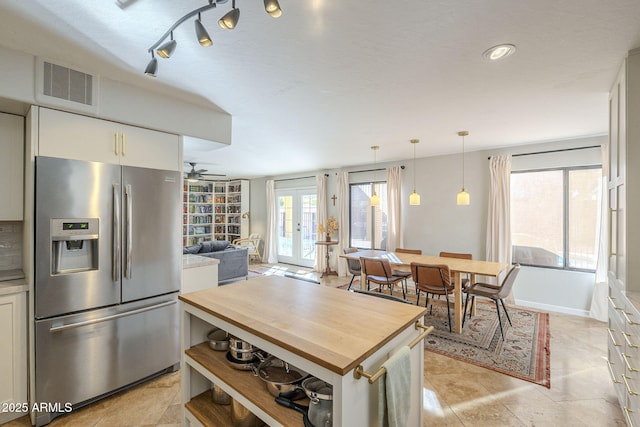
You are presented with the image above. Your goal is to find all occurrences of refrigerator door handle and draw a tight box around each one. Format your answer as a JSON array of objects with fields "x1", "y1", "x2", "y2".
[
  {"x1": 125, "y1": 184, "x2": 133, "y2": 279},
  {"x1": 113, "y1": 183, "x2": 121, "y2": 281},
  {"x1": 49, "y1": 300, "x2": 177, "y2": 333}
]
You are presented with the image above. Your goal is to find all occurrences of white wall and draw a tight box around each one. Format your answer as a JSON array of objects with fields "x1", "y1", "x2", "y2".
[{"x1": 248, "y1": 135, "x2": 607, "y2": 317}]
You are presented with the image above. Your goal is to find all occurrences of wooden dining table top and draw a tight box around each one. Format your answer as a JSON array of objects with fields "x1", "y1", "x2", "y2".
[{"x1": 341, "y1": 249, "x2": 508, "y2": 277}]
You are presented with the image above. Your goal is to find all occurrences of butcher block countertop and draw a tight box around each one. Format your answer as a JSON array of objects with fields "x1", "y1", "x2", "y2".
[{"x1": 179, "y1": 275, "x2": 427, "y2": 376}]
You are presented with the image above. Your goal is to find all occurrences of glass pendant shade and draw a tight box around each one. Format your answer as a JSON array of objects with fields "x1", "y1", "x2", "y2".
[
  {"x1": 156, "y1": 39, "x2": 177, "y2": 58},
  {"x1": 264, "y1": 0, "x2": 282, "y2": 17},
  {"x1": 410, "y1": 190, "x2": 421, "y2": 206},
  {"x1": 370, "y1": 192, "x2": 380, "y2": 207},
  {"x1": 195, "y1": 18, "x2": 213, "y2": 46},
  {"x1": 144, "y1": 58, "x2": 157, "y2": 76},
  {"x1": 219, "y1": 8, "x2": 240, "y2": 29},
  {"x1": 457, "y1": 188, "x2": 470, "y2": 205}
]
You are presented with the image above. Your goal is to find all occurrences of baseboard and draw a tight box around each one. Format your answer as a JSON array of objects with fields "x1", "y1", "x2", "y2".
[{"x1": 515, "y1": 299, "x2": 590, "y2": 318}]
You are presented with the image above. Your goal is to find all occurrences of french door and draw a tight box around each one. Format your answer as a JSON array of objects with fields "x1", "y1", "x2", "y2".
[{"x1": 276, "y1": 188, "x2": 317, "y2": 267}]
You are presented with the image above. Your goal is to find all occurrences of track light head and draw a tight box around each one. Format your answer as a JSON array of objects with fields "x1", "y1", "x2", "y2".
[
  {"x1": 144, "y1": 57, "x2": 157, "y2": 77},
  {"x1": 264, "y1": 0, "x2": 282, "y2": 18},
  {"x1": 195, "y1": 15, "x2": 213, "y2": 46},
  {"x1": 219, "y1": 7, "x2": 240, "y2": 29},
  {"x1": 156, "y1": 37, "x2": 177, "y2": 58}
]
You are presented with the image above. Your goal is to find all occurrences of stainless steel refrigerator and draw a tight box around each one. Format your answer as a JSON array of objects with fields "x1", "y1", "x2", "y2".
[{"x1": 33, "y1": 156, "x2": 182, "y2": 426}]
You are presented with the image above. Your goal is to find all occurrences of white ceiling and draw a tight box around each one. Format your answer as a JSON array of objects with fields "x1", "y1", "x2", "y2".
[{"x1": 1, "y1": 0, "x2": 640, "y2": 178}]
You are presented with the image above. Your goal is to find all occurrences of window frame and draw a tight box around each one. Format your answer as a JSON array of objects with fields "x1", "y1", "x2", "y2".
[
  {"x1": 510, "y1": 164, "x2": 602, "y2": 273},
  {"x1": 348, "y1": 180, "x2": 387, "y2": 250}
]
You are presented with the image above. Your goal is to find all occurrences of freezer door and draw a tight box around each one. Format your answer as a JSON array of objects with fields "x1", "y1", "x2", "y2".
[
  {"x1": 34, "y1": 295, "x2": 180, "y2": 426},
  {"x1": 121, "y1": 166, "x2": 181, "y2": 302},
  {"x1": 35, "y1": 157, "x2": 122, "y2": 318}
]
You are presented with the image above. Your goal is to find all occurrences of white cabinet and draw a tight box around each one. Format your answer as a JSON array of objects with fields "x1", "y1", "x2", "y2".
[
  {"x1": 0, "y1": 113, "x2": 24, "y2": 220},
  {"x1": 37, "y1": 107, "x2": 180, "y2": 171},
  {"x1": 0, "y1": 290, "x2": 27, "y2": 424},
  {"x1": 608, "y1": 47, "x2": 640, "y2": 426}
]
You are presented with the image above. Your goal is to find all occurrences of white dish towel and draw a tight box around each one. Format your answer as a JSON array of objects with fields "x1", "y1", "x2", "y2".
[{"x1": 378, "y1": 345, "x2": 412, "y2": 427}]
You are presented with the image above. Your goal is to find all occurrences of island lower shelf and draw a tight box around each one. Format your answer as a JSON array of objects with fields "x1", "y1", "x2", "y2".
[{"x1": 184, "y1": 342, "x2": 306, "y2": 426}]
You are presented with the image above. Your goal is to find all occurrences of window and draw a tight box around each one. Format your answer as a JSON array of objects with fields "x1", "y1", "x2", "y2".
[
  {"x1": 511, "y1": 166, "x2": 601, "y2": 271},
  {"x1": 349, "y1": 182, "x2": 387, "y2": 249}
]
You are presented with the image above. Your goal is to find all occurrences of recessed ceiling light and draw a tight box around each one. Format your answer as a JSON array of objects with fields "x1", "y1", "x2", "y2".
[{"x1": 482, "y1": 44, "x2": 516, "y2": 61}]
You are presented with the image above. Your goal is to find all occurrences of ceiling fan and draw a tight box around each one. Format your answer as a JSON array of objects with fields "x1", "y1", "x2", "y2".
[{"x1": 184, "y1": 162, "x2": 225, "y2": 182}]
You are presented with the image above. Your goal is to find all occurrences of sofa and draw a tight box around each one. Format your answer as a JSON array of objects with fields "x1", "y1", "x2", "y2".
[{"x1": 183, "y1": 240, "x2": 249, "y2": 282}]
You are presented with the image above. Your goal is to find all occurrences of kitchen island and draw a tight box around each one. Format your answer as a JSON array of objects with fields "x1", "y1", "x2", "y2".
[{"x1": 179, "y1": 275, "x2": 428, "y2": 426}]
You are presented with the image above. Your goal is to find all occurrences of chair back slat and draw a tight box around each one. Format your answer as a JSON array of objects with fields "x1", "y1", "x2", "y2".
[
  {"x1": 495, "y1": 264, "x2": 521, "y2": 299},
  {"x1": 361, "y1": 257, "x2": 392, "y2": 278},
  {"x1": 439, "y1": 251, "x2": 472, "y2": 260},
  {"x1": 395, "y1": 248, "x2": 423, "y2": 255},
  {"x1": 343, "y1": 247, "x2": 361, "y2": 274},
  {"x1": 410, "y1": 262, "x2": 452, "y2": 293}
]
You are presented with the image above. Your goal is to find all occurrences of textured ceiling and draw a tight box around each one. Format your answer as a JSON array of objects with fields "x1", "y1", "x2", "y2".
[{"x1": 1, "y1": 0, "x2": 640, "y2": 178}]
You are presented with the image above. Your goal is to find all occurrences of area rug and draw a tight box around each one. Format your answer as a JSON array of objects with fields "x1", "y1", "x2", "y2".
[{"x1": 338, "y1": 283, "x2": 551, "y2": 388}]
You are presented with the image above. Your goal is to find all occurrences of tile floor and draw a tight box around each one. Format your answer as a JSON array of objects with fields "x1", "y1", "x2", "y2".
[{"x1": 2, "y1": 264, "x2": 626, "y2": 427}]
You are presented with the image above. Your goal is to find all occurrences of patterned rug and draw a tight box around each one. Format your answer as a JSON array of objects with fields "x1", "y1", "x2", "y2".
[{"x1": 338, "y1": 282, "x2": 551, "y2": 388}]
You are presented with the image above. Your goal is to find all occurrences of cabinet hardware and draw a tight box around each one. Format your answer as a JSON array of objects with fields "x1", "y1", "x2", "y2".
[
  {"x1": 623, "y1": 353, "x2": 639, "y2": 372},
  {"x1": 608, "y1": 329, "x2": 621, "y2": 347},
  {"x1": 624, "y1": 407, "x2": 635, "y2": 427},
  {"x1": 609, "y1": 208, "x2": 617, "y2": 256},
  {"x1": 114, "y1": 132, "x2": 119, "y2": 155},
  {"x1": 354, "y1": 322, "x2": 433, "y2": 384},
  {"x1": 609, "y1": 296, "x2": 623, "y2": 311},
  {"x1": 608, "y1": 360, "x2": 622, "y2": 384},
  {"x1": 122, "y1": 133, "x2": 126, "y2": 156},
  {"x1": 623, "y1": 311, "x2": 640, "y2": 325},
  {"x1": 624, "y1": 333, "x2": 640, "y2": 349},
  {"x1": 623, "y1": 375, "x2": 640, "y2": 396}
]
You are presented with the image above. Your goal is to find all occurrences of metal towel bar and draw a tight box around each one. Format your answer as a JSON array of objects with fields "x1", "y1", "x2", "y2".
[{"x1": 353, "y1": 321, "x2": 433, "y2": 384}]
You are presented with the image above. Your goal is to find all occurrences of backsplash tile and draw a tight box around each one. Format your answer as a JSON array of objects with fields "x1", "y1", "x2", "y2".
[{"x1": 0, "y1": 221, "x2": 22, "y2": 271}]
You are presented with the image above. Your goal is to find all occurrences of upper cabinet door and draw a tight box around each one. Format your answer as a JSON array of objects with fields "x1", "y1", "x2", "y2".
[
  {"x1": 118, "y1": 123, "x2": 180, "y2": 171},
  {"x1": 38, "y1": 107, "x2": 180, "y2": 171},
  {"x1": 38, "y1": 107, "x2": 120, "y2": 165},
  {"x1": 0, "y1": 113, "x2": 25, "y2": 220}
]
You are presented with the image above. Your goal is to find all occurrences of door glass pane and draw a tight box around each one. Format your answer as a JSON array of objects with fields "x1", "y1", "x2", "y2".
[
  {"x1": 511, "y1": 171, "x2": 564, "y2": 267},
  {"x1": 277, "y1": 195, "x2": 292, "y2": 257},
  {"x1": 300, "y1": 194, "x2": 317, "y2": 261},
  {"x1": 568, "y1": 169, "x2": 602, "y2": 269}
]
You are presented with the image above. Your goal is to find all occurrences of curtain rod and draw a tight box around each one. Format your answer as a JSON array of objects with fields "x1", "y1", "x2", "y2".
[
  {"x1": 275, "y1": 173, "x2": 328, "y2": 182},
  {"x1": 346, "y1": 165, "x2": 405, "y2": 174},
  {"x1": 488, "y1": 145, "x2": 600, "y2": 160}
]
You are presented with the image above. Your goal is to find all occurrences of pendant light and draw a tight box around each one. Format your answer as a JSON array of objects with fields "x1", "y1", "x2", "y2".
[
  {"x1": 457, "y1": 131, "x2": 470, "y2": 205},
  {"x1": 370, "y1": 145, "x2": 380, "y2": 207},
  {"x1": 409, "y1": 139, "x2": 421, "y2": 206}
]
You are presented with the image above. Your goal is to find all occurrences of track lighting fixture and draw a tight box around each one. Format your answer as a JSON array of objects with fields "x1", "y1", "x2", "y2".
[
  {"x1": 195, "y1": 13, "x2": 213, "y2": 46},
  {"x1": 219, "y1": 0, "x2": 240, "y2": 29},
  {"x1": 144, "y1": 0, "x2": 283, "y2": 76}
]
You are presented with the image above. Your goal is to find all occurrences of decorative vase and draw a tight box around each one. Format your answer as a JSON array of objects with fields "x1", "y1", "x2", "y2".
[{"x1": 326, "y1": 233, "x2": 331, "y2": 242}]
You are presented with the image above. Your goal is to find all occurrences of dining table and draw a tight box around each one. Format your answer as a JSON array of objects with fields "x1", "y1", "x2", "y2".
[{"x1": 341, "y1": 250, "x2": 509, "y2": 333}]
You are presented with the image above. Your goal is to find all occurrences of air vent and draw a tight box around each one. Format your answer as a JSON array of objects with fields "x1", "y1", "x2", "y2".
[{"x1": 42, "y1": 62, "x2": 93, "y2": 106}]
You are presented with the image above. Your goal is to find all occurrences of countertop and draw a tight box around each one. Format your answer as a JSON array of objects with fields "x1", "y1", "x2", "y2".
[
  {"x1": 180, "y1": 275, "x2": 427, "y2": 375},
  {"x1": 0, "y1": 277, "x2": 28, "y2": 296},
  {"x1": 182, "y1": 254, "x2": 220, "y2": 269}
]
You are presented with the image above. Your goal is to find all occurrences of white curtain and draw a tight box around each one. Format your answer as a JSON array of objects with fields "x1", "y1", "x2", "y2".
[
  {"x1": 336, "y1": 172, "x2": 350, "y2": 276},
  {"x1": 589, "y1": 144, "x2": 609, "y2": 321},
  {"x1": 386, "y1": 166, "x2": 402, "y2": 251},
  {"x1": 486, "y1": 155, "x2": 513, "y2": 302},
  {"x1": 315, "y1": 174, "x2": 328, "y2": 272},
  {"x1": 264, "y1": 180, "x2": 279, "y2": 264}
]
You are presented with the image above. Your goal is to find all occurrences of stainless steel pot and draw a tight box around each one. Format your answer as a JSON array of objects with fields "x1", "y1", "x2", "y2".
[
  {"x1": 302, "y1": 377, "x2": 333, "y2": 427},
  {"x1": 230, "y1": 399, "x2": 265, "y2": 427},
  {"x1": 207, "y1": 328, "x2": 229, "y2": 351},
  {"x1": 229, "y1": 335, "x2": 255, "y2": 361},
  {"x1": 255, "y1": 355, "x2": 309, "y2": 399},
  {"x1": 225, "y1": 351, "x2": 256, "y2": 371},
  {"x1": 211, "y1": 383, "x2": 232, "y2": 405}
]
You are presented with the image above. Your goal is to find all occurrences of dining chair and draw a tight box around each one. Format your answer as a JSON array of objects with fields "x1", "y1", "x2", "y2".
[
  {"x1": 343, "y1": 247, "x2": 361, "y2": 290},
  {"x1": 438, "y1": 251, "x2": 472, "y2": 290},
  {"x1": 394, "y1": 248, "x2": 422, "y2": 292},
  {"x1": 462, "y1": 264, "x2": 521, "y2": 340},
  {"x1": 410, "y1": 262, "x2": 454, "y2": 332},
  {"x1": 360, "y1": 257, "x2": 407, "y2": 299}
]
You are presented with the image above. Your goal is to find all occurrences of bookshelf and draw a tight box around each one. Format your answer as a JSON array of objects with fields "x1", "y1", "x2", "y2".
[{"x1": 183, "y1": 181, "x2": 214, "y2": 246}]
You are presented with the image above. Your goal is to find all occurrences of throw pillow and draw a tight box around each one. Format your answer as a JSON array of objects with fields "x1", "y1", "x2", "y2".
[
  {"x1": 199, "y1": 240, "x2": 231, "y2": 253},
  {"x1": 183, "y1": 244, "x2": 202, "y2": 254}
]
